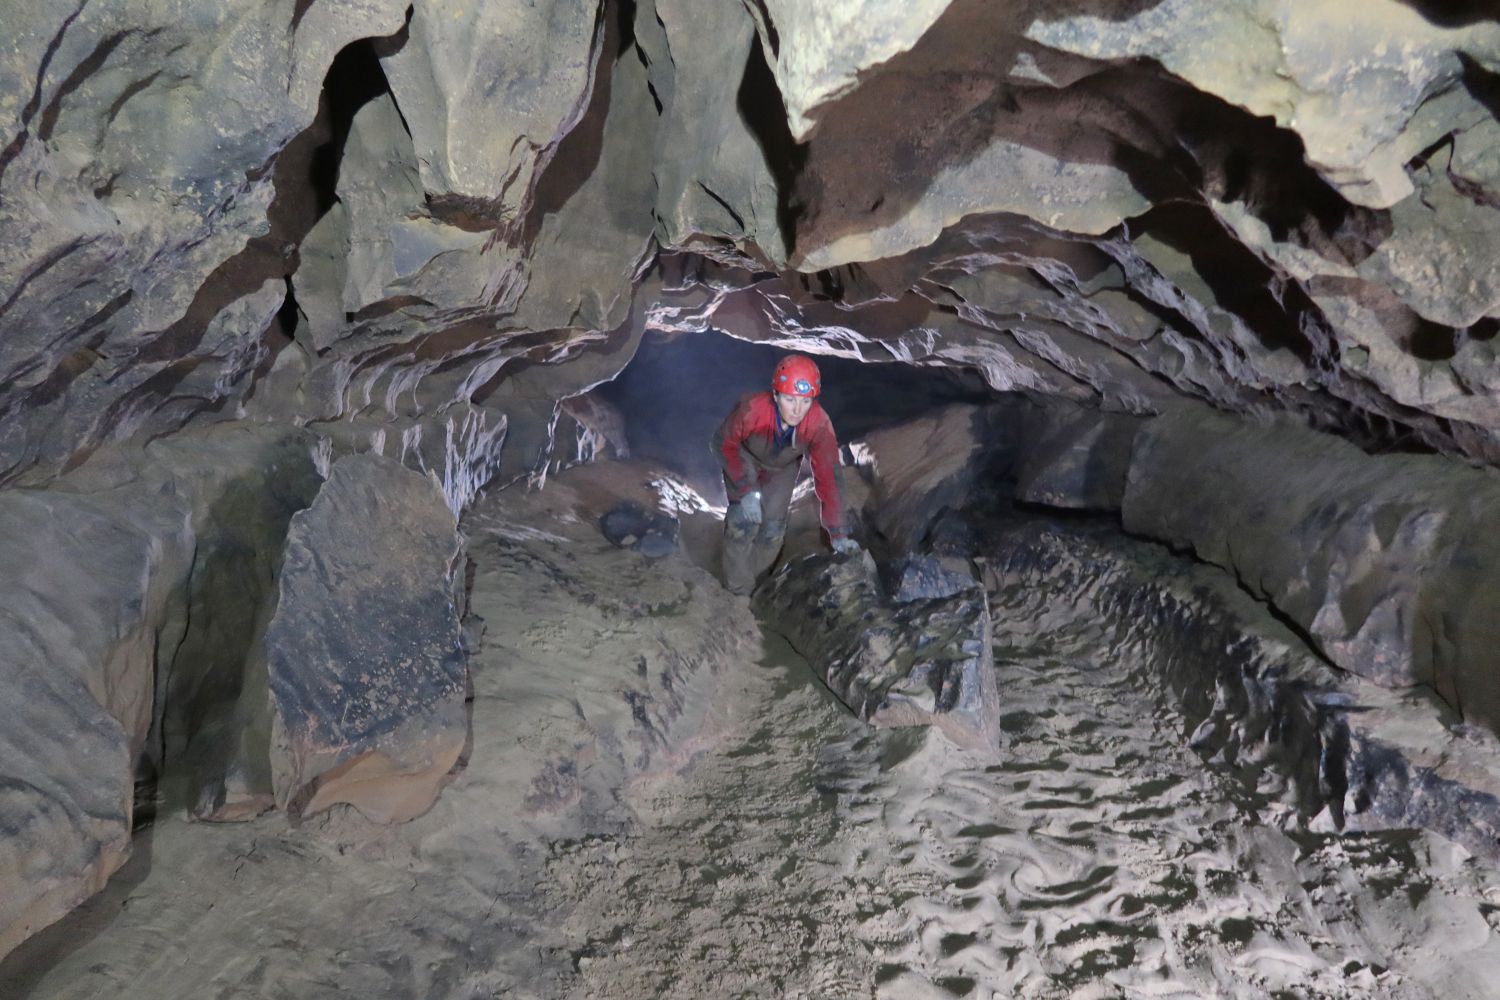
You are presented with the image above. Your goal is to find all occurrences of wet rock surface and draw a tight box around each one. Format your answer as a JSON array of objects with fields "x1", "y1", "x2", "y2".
[
  {"x1": 265, "y1": 453, "x2": 468, "y2": 824},
  {"x1": 757, "y1": 549, "x2": 1001, "y2": 753},
  {"x1": 1123, "y1": 404, "x2": 1500, "y2": 736},
  {"x1": 885, "y1": 552, "x2": 979, "y2": 603}
]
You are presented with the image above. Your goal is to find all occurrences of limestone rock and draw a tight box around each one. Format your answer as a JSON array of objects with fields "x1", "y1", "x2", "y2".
[
  {"x1": 885, "y1": 553, "x2": 978, "y2": 603},
  {"x1": 0, "y1": 661, "x2": 131, "y2": 963},
  {"x1": 1355, "y1": 152, "x2": 1500, "y2": 330},
  {"x1": 312, "y1": 403, "x2": 510, "y2": 518},
  {"x1": 859, "y1": 402, "x2": 1021, "y2": 550},
  {"x1": 784, "y1": 2, "x2": 1158, "y2": 270},
  {"x1": 0, "y1": 482, "x2": 190, "y2": 960},
  {"x1": 1025, "y1": 0, "x2": 1500, "y2": 210},
  {"x1": 744, "y1": 0, "x2": 951, "y2": 140},
  {"x1": 0, "y1": 0, "x2": 409, "y2": 482},
  {"x1": 379, "y1": 0, "x2": 603, "y2": 210},
  {"x1": 1014, "y1": 402, "x2": 1145, "y2": 510},
  {"x1": 559, "y1": 390, "x2": 630, "y2": 465},
  {"x1": 513, "y1": 0, "x2": 661, "y2": 332},
  {"x1": 758, "y1": 550, "x2": 1000, "y2": 753},
  {"x1": 144, "y1": 425, "x2": 326, "y2": 823},
  {"x1": 641, "y1": 0, "x2": 788, "y2": 262},
  {"x1": 1122, "y1": 404, "x2": 1500, "y2": 736},
  {"x1": 266, "y1": 454, "x2": 468, "y2": 823}
]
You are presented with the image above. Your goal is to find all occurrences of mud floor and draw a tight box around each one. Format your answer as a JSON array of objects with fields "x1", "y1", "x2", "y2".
[{"x1": 5, "y1": 467, "x2": 1500, "y2": 999}]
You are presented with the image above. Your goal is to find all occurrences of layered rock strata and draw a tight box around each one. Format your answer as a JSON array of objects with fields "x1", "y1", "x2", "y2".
[
  {"x1": 1123, "y1": 405, "x2": 1500, "y2": 737},
  {"x1": 7, "y1": 0, "x2": 1500, "y2": 491},
  {"x1": 859, "y1": 396, "x2": 1500, "y2": 748}
]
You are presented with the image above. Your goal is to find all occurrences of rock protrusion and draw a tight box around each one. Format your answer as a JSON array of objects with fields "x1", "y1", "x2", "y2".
[
  {"x1": 265, "y1": 454, "x2": 468, "y2": 824},
  {"x1": 885, "y1": 552, "x2": 978, "y2": 603},
  {"x1": 758, "y1": 550, "x2": 1000, "y2": 753}
]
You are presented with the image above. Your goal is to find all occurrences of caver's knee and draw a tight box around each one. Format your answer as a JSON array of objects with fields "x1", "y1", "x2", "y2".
[
  {"x1": 725, "y1": 509, "x2": 758, "y2": 544},
  {"x1": 757, "y1": 518, "x2": 787, "y2": 546}
]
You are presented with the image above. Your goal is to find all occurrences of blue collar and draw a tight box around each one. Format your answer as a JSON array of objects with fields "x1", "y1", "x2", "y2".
[{"x1": 774, "y1": 403, "x2": 796, "y2": 448}]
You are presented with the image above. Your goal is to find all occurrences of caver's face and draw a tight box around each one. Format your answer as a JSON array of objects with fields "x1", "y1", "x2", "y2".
[{"x1": 774, "y1": 391, "x2": 813, "y2": 427}]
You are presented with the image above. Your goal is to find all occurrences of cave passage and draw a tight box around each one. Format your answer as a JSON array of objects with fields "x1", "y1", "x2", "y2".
[
  {"x1": 596, "y1": 328, "x2": 996, "y2": 496},
  {"x1": 9, "y1": 0, "x2": 1500, "y2": 994}
]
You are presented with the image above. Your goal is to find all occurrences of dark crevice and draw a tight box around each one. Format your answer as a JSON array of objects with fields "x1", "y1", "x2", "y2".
[
  {"x1": 307, "y1": 39, "x2": 395, "y2": 219},
  {"x1": 36, "y1": 29, "x2": 137, "y2": 143},
  {"x1": 1468, "y1": 316, "x2": 1499, "y2": 343},
  {"x1": 742, "y1": 0, "x2": 781, "y2": 60},
  {"x1": 697, "y1": 182, "x2": 746, "y2": 232},
  {"x1": 126, "y1": 25, "x2": 406, "y2": 376},
  {"x1": 1459, "y1": 53, "x2": 1500, "y2": 119},
  {"x1": 102, "y1": 69, "x2": 163, "y2": 129},
  {"x1": 275, "y1": 276, "x2": 303, "y2": 341},
  {"x1": 1397, "y1": 0, "x2": 1500, "y2": 27},
  {"x1": 737, "y1": 31, "x2": 808, "y2": 257},
  {"x1": 1410, "y1": 317, "x2": 1459, "y2": 361}
]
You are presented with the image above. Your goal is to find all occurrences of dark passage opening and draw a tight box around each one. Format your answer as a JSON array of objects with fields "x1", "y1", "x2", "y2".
[{"x1": 595, "y1": 329, "x2": 996, "y2": 496}]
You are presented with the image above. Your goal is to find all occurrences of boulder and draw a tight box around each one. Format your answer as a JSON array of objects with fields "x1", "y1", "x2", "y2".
[
  {"x1": 599, "y1": 499, "x2": 679, "y2": 558},
  {"x1": 265, "y1": 454, "x2": 468, "y2": 823},
  {"x1": 757, "y1": 550, "x2": 1000, "y2": 753},
  {"x1": 884, "y1": 553, "x2": 978, "y2": 603},
  {"x1": 0, "y1": 659, "x2": 132, "y2": 962},
  {"x1": 142, "y1": 425, "x2": 327, "y2": 823}
]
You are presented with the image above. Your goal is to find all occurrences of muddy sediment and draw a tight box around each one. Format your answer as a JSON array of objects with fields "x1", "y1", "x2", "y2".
[{"x1": 5, "y1": 468, "x2": 1500, "y2": 999}]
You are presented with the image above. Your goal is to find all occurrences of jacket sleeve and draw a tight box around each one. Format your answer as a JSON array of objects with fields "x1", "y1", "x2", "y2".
[
  {"x1": 805, "y1": 410, "x2": 846, "y2": 539},
  {"x1": 713, "y1": 397, "x2": 758, "y2": 500}
]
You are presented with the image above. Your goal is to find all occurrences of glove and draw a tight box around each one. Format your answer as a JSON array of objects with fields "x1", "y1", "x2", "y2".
[
  {"x1": 737, "y1": 490, "x2": 763, "y2": 526},
  {"x1": 831, "y1": 537, "x2": 861, "y2": 555}
]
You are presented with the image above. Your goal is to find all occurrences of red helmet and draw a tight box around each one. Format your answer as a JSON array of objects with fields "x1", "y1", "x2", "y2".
[{"x1": 772, "y1": 354, "x2": 821, "y2": 398}]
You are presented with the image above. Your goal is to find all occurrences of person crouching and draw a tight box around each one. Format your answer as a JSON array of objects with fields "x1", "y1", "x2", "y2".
[{"x1": 711, "y1": 353, "x2": 860, "y2": 595}]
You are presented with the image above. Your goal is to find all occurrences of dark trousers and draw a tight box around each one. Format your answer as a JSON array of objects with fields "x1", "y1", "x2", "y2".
[{"x1": 722, "y1": 462, "x2": 799, "y2": 595}]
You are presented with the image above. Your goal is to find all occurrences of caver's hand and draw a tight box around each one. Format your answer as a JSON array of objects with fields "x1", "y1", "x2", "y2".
[
  {"x1": 831, "y1": 536, "x2": 860, "y2": 556},
  {"x1": 732, "y1": 490, "x2": 763, "y2": 527}
]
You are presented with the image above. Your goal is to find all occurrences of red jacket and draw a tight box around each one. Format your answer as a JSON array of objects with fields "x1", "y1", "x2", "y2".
[{"x1": 713, "y1": 391, "x2": 845, "y2": 538}]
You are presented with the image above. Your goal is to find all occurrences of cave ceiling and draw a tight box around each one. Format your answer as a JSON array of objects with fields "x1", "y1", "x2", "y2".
[{"x1": 3, "y1": 0, "x2": 1500, "y2": 485}]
